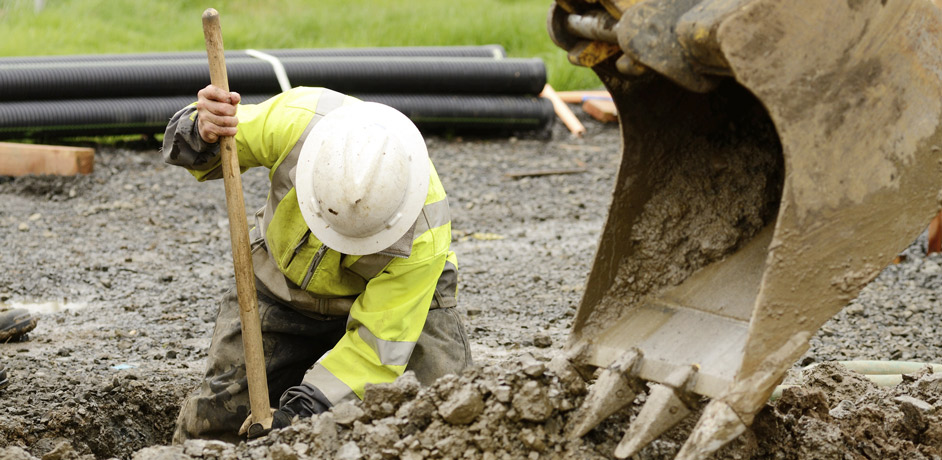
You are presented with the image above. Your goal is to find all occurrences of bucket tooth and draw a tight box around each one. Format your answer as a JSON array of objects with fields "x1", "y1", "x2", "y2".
[
  {"x1": 614, "y1": 366, "x2": 700, "y2": 459},
  {"x1": 673, "y1": 332, "x2": 812, "y2": 459},
  {"x1": 673, "y1": 399, "x2": 747, "y2": 460},
  {"x1": 565, "y1": 350, "x2": 644, "y2": 439}
]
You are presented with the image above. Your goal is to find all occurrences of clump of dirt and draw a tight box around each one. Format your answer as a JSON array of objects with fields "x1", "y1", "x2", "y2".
[{"x1": 746, "y1": 363, "x2": 942, "y2": 459}]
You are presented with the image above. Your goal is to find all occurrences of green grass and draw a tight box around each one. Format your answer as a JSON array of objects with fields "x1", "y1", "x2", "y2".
[{"x1": 0, "y1": 0, "x2": 602, "y2": 91}]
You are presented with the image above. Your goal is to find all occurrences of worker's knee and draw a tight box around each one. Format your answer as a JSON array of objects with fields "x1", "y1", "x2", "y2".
[
  {"x1": 407, "y1": 307, "x2": 472, "y2": 386},
  {"x1": 173, "y1": 386, "x2": 247, "y2": 445}
]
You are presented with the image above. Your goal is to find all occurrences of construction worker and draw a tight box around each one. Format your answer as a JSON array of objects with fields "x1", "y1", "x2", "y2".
[{"x1": 162, "y1": 85, "x2": 471, "y2": 443}]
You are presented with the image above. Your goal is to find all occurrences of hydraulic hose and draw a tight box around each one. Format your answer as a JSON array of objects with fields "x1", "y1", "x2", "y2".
[
  {"x1": 0, "y1": 93, "x2": 553, "y2": 139},
  {"x1": 0, "y1": 45, "x2": 508, "y2": 65},
  {"x1": 0, "y1": 57, "x2": 546, "y2": 102}
]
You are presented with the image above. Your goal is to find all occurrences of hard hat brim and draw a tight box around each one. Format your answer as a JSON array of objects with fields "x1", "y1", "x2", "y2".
[{"x1": 295, "y1": 102, "x2": 430, "y2": 256}]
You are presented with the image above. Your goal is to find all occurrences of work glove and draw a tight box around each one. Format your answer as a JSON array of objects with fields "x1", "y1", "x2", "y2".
[
  {"x1": 238, "y1": 383, "x2": 331, "y2": 439},
  {"x1": 278, "y1": 382, "x2": 332, "y2": 418},
  {"x1": 238, "y1": 407, "x2": 288, "y2": 439}
]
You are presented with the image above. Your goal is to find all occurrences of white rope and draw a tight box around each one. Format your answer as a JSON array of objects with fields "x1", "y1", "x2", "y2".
[{"x1": 244, "y1": 49, "x2": 292, "y2": 93}]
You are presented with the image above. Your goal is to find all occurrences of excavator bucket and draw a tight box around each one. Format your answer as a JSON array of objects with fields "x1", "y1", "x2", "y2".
[{"x1": 548, "y1": 0, "x2": 942, "y2": 458}]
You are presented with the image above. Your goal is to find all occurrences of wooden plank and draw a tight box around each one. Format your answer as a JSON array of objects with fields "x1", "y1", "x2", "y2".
[
  {"x1": 583, "y1": 98, "x2": 618, "y2": 123},
  {"x1": 0, "y1": 142, "x2": 95, "y2": 176},
  {"x1": 555, "y1": 90, "x2": 611, "y2": 104},
  {"x1": 540, "y1": 84, "x2": 587, "y2": 137}
]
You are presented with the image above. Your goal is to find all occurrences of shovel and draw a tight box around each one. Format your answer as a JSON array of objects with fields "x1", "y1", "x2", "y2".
[{"x1": 201, "y1": 7, "x2": 274, "y2": 437}]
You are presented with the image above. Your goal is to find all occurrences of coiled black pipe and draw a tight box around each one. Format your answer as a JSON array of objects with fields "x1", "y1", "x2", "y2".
[
  {"x1": 0, "y1": 57, "x2": 546, "y2": 102},
  {"x1": 0, "y1": 93, "x2": 553, "y2": 139},
  {"x1": 0, "y1": 45, "x2": 507, "y2": 65}
]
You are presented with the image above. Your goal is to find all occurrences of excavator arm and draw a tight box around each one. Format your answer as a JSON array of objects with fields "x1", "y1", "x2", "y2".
[{"x1": 549, "y1": 1, "x2": 942, "y2": 458}]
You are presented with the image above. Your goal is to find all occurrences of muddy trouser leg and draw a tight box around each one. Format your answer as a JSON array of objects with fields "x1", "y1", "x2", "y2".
[
  {"x1": 406, "y1": 306, "x2": 473, "y2": 386},
  {"x1": 173, "y1": 287, "x2": 346, "y2": 444}
]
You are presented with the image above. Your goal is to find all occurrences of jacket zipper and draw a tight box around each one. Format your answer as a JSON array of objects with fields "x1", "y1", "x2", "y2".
[
  {"x1": 283, "y1": 230, "x2": 310, "y2": 268},
  {"x1": 301, "y1": 244, "x2": 328, "y2": 291}
]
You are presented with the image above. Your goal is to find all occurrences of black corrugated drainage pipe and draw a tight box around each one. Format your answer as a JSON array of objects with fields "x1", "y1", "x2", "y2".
[
  {"x1": 0, "y1": 93, "x2": 554, "y2": 139},
  {"x1": 0, "y1": 45, "x2": 507, "y2": 65},
  {"x1": 0, "y1": 57, "x2": 546, "y2": 102}
]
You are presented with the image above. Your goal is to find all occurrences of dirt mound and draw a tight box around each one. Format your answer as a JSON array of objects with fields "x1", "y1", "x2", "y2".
[
  {"x1": 130, "y1": 356, "x2": 610, "y2": 460},
  {"x1": 105, "y1": 360, "x2": 942, "y2": 460},
  {"x1": 741, "y1": 362, "x2": 942, "y2": 460}
]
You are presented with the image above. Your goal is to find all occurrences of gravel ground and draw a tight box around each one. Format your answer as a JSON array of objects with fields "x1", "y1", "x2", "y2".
[{"x1": 0, "y1": 109, "x2": 941, "y2": 459}]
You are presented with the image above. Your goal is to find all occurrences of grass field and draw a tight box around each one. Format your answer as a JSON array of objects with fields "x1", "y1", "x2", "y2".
[{"x1": 0, "y1": 0, "x2": 602, "y2": 91}]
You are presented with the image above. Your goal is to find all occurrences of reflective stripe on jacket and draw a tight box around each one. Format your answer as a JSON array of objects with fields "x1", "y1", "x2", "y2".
[{"x1": 162, "y1": 86, "x2": 458, "y2": 405}]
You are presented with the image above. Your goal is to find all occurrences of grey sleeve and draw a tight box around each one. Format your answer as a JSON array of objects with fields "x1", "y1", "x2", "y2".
[{"x1": 160, "y1": 105, "x2": 223, "y2": 172}]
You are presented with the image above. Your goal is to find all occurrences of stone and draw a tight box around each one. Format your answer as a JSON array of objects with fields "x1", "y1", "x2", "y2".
[
  {"x1": 895, "y1": 395, "x2": 931, "y2": 434},
  {"x1": 397, "y1": 398, "x2": 437, "y2": 431},
  {"x1": 310, "y1": 413, "x2": 340, "y2": 452},
  {"x1": 332, "y1": 402, "x2": 365, "y2": 426},
  {"x1": 512, "y1": 381, "x2": 553, "y2": 422},
  {"x1": 336, "y1": 441, "x2": 362, "y2": 460},
  {"x1": 395, "y1": 371, "x2": 422, "y2": 397},
  {"x1": 438, "y1": 386, "x2": 484, "y2": 425},
  {"x1": 182, "y1": 439, "x2": 232, "y2": 457},
  {"x1": 364, "y1": 421, "x2": 400, "y2": 450},
  {"x1": 363, "y1": 380, "x2": 410, "y2": 418},
  {"x1": 130, "y1": 446, "x2": 188, "y2": 460},
  {"x1": 922, "y1": 259, "x2": 941, "y2": 274},
  {"x1": 269, "y1": 443, "x2": 298, "y2": 460},
  {"x1": 40, "y1": 441, "x2": 76, "y2": 460},
  {"x1": 546, "y1": 355, "x2": 587, "y2": 396},
  {"x1": 894, "y1": 395, "x2": 932, "y2": 412},
  {"x1": 519, "y1": 353, "x2": 545, "y2": 378},
  {"x1": 493, "y1": 385, "x2": 512, "y2": 403},
  {"x1": 828, "y1": 399, "x2": 856, "y2": 419},
  {"x1": 533, "y1": 334, "x2": 553, "y2": 348},
  {"x1": 518, "y1": 427, "x2": 547, "y2": 451}
]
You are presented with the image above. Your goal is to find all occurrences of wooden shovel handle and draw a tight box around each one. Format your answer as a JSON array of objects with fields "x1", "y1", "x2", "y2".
[{"x1": 202, "y1": 8, "x2": 272, "y2": 428}]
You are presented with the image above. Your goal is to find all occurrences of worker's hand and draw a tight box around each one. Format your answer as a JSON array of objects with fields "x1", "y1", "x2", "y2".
[
  {"x1": 279, "y1": 383, "x2": 331, "y2": 417},
  {"x1": 196, "y1": 84, "x2": 241, "y2": 144}
]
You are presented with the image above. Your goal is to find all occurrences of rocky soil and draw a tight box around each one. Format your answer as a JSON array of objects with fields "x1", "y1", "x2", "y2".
[{"x1": 1, "y1": 110, "x2": 941, "y2": 460}]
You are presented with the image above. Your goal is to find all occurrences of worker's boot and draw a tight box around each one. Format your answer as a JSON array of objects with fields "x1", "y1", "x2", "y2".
[{"x1": 0, "y1": 308, "x2": 37, "y2": 342}]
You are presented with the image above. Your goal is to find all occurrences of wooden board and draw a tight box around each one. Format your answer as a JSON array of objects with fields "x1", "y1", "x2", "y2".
[
  {"x1": 0, "y1": 142, "x2": 94, "y2": 176},
  {"x1": 555, "y1": 90, "x2": 611, "y2": 104},
  {"x1": 540, "y1": 84, "x2": 586, "y2": 137},
  {"x1": 582, "y1": 98, "x2": 618, "y2": 123}
]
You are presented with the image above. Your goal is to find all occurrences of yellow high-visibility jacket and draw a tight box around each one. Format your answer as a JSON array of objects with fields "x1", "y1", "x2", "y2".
[{"x1": 162, "y1": 87, "x2": 458, "y2": 405}]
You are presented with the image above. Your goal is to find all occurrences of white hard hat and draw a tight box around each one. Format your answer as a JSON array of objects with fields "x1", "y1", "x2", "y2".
[{"x1": 295, "y1": 102, "x2": 430, "y2": 255}]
